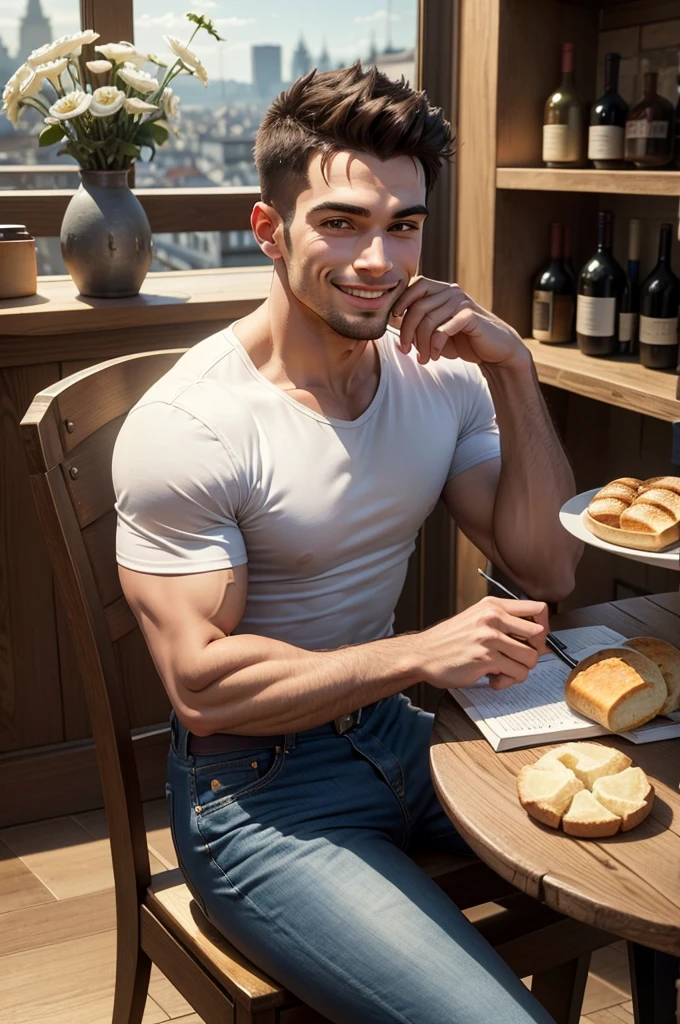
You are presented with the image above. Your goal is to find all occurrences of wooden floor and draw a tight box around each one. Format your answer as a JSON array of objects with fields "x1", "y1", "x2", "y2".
[{"x1": 0, "y1": 798, "x2": 634, "y2": 1024}]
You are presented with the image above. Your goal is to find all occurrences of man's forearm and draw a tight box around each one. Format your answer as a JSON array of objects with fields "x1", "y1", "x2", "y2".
[
  {"x1": 481, "y1": 350, "x2": 583, "y2": 600},
  {"x1": 183, "y1": 631, "x2": 422, "y2": 736}
]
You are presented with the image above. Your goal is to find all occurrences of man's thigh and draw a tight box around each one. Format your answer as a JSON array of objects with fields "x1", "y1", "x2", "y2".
[{"x1": 183, "y1": 817, "x2": 553, "y2": 1024}]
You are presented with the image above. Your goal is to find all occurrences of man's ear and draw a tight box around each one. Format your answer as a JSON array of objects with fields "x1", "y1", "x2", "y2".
[{"x1": 251, "y1": 202, "x2": 284, "y2": 260}]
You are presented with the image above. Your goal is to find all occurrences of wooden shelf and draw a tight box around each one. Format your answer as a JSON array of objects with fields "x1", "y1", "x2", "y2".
[
  {"x1": 497, "y1": 168, "x2": 680, "y2": 196},
  {"x1": 523, "y1": 336, "x2": 679, "y2": 421}
]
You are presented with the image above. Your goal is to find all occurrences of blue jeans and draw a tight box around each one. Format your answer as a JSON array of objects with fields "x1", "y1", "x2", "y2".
[{"x1": 166, "y1": 693, "x2": 555, "y2": 1024}]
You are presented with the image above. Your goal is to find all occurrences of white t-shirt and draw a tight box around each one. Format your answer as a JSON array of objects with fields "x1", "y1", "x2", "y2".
[{"x1": 113, "y1": 321, "x2": 500, "y2": 651}]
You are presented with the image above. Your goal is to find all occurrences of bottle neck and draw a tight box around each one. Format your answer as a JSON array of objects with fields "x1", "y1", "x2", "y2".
[
  {"x1": 604, "y1": 55, "x2": 620, "y2": 93},
  {"x1": 644, "y1": 72, "x2": 658, "y2": 99},
  {"x1": 657, "y1": 224, "x2": 672, "y2": 266},
  {"x1": 597, "y1": 217, "x2": 612, "y2": 253},
  {"x1": 560, "y1": 70, "x2": 575, "y2": 90}
]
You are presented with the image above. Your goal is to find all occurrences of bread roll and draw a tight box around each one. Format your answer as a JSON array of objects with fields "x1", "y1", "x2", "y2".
[
  {"x1": 564, "y1": 647, "x2": 667, "y2": 731},
  {"x1": 592, "y1": 482, "x2": 637, "y2": 504},
  {"x1": 624, "y1": 636, "x2": 680, "y2": 715},
  {"x1": 562, "y1": 789, "x2": 621, "y2": 837},
  {"x1": 634, "y1": 487, "x2": 680, "y2": 518},
  {"x1": 619, "y1": 502, "x2": 677, "y2": 536},
  {"x1": 587, "y1": 497, "x2": 629, "y2": 526},
  {"x1": 614, "y1": 477, "x2": 643, "y2": 490},
  {"x1": 638, "y1": 475, "x2": 680, "y2": 496},
  {"x1": 516, "y1": 763, "x2": 583, "y2": 829}
]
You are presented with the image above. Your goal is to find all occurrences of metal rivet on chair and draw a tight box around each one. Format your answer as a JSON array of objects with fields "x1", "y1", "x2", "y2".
[
  {"x1": 64, "y1": 419, "x2": 74, "y2": 433},
  {"x1": 69, "y1": 466, "x2": 79, "y2": 479}
]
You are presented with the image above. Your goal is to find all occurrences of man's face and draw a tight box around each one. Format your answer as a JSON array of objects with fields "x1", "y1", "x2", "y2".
[{"x1": 274, "y1": 150, "x2": 428, "y2": 341}]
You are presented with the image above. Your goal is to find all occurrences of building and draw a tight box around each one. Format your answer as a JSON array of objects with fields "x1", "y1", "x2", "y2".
[
  {"x1": 17, "y1": 0, "x2": 51, "y2": 64},
  {"x1": 291, "y1": 36, "x2": 312, "y2": 82},
  {"x1": 251, "y1": 45, "x2": 282, "y2": 101}
]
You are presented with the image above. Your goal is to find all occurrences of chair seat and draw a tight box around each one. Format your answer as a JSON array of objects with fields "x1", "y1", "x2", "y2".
[{"x1": 143, "y1": 850, "x2": 591, "y2": 1015}]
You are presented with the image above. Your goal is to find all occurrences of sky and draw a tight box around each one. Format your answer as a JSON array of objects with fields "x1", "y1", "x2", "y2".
[{"x1": 2, "y1": 1, "x2": 418, "y2": 82}]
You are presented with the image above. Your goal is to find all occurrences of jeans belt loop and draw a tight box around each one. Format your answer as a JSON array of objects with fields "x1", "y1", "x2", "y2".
[
  {"x1": 334, "y1": 707, "x2": 363, "y2": 735},
  {"x1": 283, "y1": 732, "x2": 297, "y2": 754}
]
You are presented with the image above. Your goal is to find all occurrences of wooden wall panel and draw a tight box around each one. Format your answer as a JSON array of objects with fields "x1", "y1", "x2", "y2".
[{"x1": 0, "y1": 364, "x2": 63, "y2": 753}]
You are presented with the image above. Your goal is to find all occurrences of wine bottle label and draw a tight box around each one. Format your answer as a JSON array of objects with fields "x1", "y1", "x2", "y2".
[
  {"x1": 532, "y1": 291, "x2": 573, "y2": 343},
  {"x1": 639, "y1": 314, "x2": 678, "y2": 346},
  {"x1": 542, "y1": 124, "x2": 571, "y2": 162},
  {"x1": 576, "y1": 295, "x2": 616, "y2": 337},
  {"x1": 625, "y1": 120, "x2": 669, "y2": 140},
  {"x1": 588, "y1": 125, "x2": 624, "y2": 160},
  {"x1": 618, "y1": 311, "x2": 637, "y2": 344}
]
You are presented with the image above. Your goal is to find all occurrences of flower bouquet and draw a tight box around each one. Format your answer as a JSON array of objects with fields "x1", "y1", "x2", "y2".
[{"x1": 1, "y1": 13, "x2": 224, "y2": 297}]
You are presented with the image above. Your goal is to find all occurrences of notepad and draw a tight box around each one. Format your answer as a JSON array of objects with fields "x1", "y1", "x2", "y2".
[{"x1": 450, "y1": 625, "x2": 680, "y2": 751}]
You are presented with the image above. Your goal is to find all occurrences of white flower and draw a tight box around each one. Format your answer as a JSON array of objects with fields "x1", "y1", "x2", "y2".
[
  {"x1": 90, "y1": 85, "x2": 125, "y2": 117},
  {"x1": 116, "y1": 63, "x2": 159, "y2": 95},
  {"x1": 95, "y1": 42, "x2": 147, "y2": 68},
  {"x1": 2, "y1": 94, "x2": 22, "y2": 127},
  {"x1": 43, "y1": 115, "x2": 59, "y2": 124},
  {"x1": 2, "y1": 63, "x2": 32, "y2": 105},
  {"x1": 123, "y1": 96, "x2": 158, "y2": 115},
  {"x1": 161, "y1": 87, "x2": 180, "y2": 118},
  {"x1": 49, "y1": 89, "x2": 92, "y2": 120},
  {"x1": 163, "y1": 35, "x2": 208, "y2": 85},
  {"x1": 18, "y1": 69, "x2": 45, "y2": 100},
  {"x1": 28, "y1": 31, "x2": 100, "y2": 66},
  {"x1": 86, "y1": 59, "x2": 113, "y2": 75},
  {"x1": 30, "y1": 58, "x2": 69, "y2": 90}
]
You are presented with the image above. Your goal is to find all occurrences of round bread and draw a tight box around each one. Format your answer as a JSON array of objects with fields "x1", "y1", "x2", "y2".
[
  {"x1": 638, "y1": 475, "x2": 680, "y2": 496},
  {"x1": 613, "y1": 477, "x2": 643, "y2": 490},
  {"x1": 632, "y1": 487, "x2": 680, "y2": 518},
  {"x1": 592, "y1": 482, "x2": 637, "y2": 504},
  {"x1": 587, "y1": 497, "x2": 628, "y2": 526},
  {"x1": 583, "y1": 512, "x2": 680, "y2": 551},
  {"x1": 619, "y1": 502, "x2": 677, "y2": 535},
  {"x1": 624, "y1": 636, "x2": 680, "y2": 715},
  {"x1": 564, "y1": 647, "x2": 667, "y2": 732},
  {"x1": 517, "y1": 742, "x2": 654, "y2": 838}
]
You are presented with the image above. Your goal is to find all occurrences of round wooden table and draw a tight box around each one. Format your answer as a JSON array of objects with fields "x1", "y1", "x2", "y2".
[{"x1": 430, "y1": 593, "x2": 680, "y2": 1023}]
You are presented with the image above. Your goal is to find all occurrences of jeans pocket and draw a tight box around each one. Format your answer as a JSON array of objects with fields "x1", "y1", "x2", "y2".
[{"x1": 193, "y1": 747, "x2": 284, "y2": 815}]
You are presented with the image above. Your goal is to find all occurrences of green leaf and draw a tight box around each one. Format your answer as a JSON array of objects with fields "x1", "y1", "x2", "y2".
[
  {"x1": 117, "y1": 140, "x2": 141, "y2": 157},
  {"x1": 136, "y1": 121, "x2": 169, "y2": 145},
  {"x1": 39, "y1": 123, "x2": 66, "y2": 147},
  {"x1": 185, "y1": 12, "x2": 225, "y2": 41}
]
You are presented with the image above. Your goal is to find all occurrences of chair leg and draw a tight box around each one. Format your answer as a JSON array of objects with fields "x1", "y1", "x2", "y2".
[
  {"x1": 530, "y1": 953, "x2": 591, "y2": 1024},
  {"x1": 627, "y1": 942, "x2": 679, "y2": 1024},
  {"x1": 112, "y1": 917, "x2": 152, "y2": 1024}
]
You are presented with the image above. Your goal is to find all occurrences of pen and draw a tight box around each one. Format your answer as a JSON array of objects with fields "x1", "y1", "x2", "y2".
[{"x1": 477, "y1": 568, "x2": 578, "y2": 669}]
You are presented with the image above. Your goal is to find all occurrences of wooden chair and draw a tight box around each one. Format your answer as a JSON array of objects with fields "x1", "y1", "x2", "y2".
[{"x1": 20, "y1": 349, "x2": 614, "y2": 1024}]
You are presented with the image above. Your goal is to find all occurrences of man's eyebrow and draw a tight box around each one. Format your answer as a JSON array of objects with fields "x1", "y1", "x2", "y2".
[{"x1": 307, "y1": 201, "x2": 429, "y2": 219}]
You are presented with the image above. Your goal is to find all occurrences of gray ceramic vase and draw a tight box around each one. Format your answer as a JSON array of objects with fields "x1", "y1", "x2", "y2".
[{"x1": 60, "y1": 169, "x2": 153, "y2": 297}]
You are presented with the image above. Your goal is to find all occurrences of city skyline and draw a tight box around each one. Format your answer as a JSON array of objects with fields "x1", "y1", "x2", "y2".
[{"x1": 0, "y1": 1, "x2": 417, "y2": 84}]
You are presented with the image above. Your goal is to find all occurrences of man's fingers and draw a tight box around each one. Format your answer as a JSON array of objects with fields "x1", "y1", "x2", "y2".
[{"x1": 488, "y1": 673, "x2": 520, "y2": 691}]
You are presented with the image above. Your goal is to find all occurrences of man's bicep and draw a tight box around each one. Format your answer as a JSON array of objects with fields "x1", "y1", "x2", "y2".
[
  {"x1": 119, "y1": 563, "x2": 248, "y2": 719},
  {"x1": 441, "y1": 457, "x2": 504, "y2": 565}
]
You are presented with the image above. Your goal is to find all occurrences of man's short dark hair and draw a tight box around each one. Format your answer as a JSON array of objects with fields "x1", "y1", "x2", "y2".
[{"x1": 253, "y1": 61, "x2": 454, "y2": 235}]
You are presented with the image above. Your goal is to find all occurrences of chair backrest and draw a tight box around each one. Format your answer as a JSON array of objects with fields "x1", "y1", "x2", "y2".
[{"x1": 20, "y1": 348, "x2": 187, "y2": 914}]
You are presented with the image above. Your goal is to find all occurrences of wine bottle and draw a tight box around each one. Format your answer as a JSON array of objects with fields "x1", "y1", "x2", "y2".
[
  {"x1": 532, "y1": 223, "x2": 575, "y2": 344},
  {"x1": 639, "y1": 223, "x2": 680, "y2": 370},
  {"x1": 588, "y1": 52, "x2": 628, "y2": 169},
  {"x1": 542, "y1": 43, "x2": 585, "y2": 168},
  {"x1": 576, "y1": 211, "x2": 627, "y2": 357},
  {"x1": 619, "y1": 219, "x2": 640, "y2": 355},
  {"x1": 625, "y1": 71, "x2": 675, "y2": 169}
]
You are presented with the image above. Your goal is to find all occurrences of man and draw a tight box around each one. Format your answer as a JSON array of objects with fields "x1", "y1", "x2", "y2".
[{"x1": 113, "y1": 63, "x2": 582, "y2": 1023}]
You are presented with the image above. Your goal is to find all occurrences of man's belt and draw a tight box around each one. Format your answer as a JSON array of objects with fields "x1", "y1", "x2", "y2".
[{"x1": 187, "y1": 707, "x2": 363, "y2": 755}]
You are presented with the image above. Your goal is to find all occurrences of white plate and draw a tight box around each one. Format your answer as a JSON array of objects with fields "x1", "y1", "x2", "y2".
[{"x1": 559, "y1": 488, "x2": 680, "y2": 570}]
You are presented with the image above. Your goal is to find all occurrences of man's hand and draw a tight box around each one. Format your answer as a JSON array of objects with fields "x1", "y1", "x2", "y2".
[
  {"x1": 411, "y1": 596, "x2": 549, "y2": 691},
  {"x1": 391, "y1": 276, "x2": 529, "y2": 368}
]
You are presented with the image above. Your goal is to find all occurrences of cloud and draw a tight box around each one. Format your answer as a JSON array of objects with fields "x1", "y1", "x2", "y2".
[
  {"x1": 192, "y1": 0, "x2": 219, "y2": 7},
  {"x1": 214, "y1": 17, "x2": 257, "y2": 25},
  {"x1": 353, "y1": 10, "x2": 401, "y2": 23}
]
